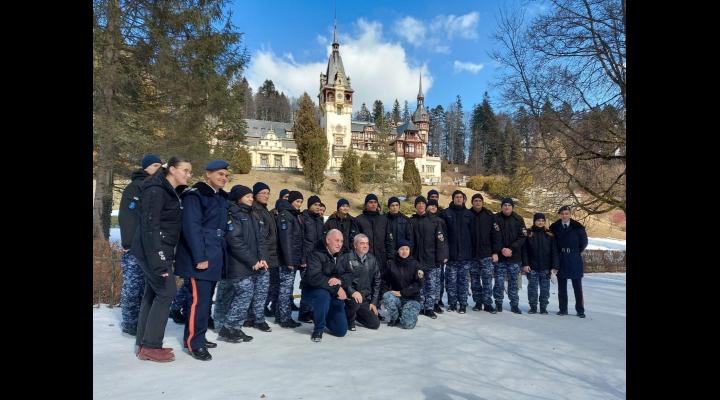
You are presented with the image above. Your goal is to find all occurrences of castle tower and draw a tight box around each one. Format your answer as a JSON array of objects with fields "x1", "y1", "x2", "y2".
[{"x1": 318, "y1": 23, "x2": 353, "y2": 170}]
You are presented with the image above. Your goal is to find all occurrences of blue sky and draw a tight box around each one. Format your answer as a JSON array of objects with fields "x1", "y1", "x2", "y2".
[{"x1": 231, "y1": 0, "x2": 547, "y2": 116}]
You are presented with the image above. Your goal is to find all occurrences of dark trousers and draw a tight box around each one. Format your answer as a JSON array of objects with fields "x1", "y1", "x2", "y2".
[
  {"x1": 265, "y1": 267, "x2": 280, "y2": 312},
  {"x1": 558, "y1": 277, "x2": 584, "y2": 313},
  {"x1": 183, "y1": 278, "x2": 214, "y2": 351},
  {"x1": 345, "y1": 300, "x2": 380, "y2": 329},
  {"x1": 135, "y1": 266, "x2": 177, "y2": 349},
  {"x1": 301, "y1": 288, "x2": 347, "y2": 337}
]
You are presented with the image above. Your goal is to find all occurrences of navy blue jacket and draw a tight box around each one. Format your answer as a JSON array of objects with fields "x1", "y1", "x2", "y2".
[
  {"x1": 251, "y1": 202, "x2": 279, "y2": 268},
  {"x1": 302, "y1": 209, "x2": 326, "y2": 264},
  {"x1": 521, "y1": 226, "x2": 560, "y2": 272},
  {"x1": 174, "y1": 182, "x2": 229, "y2": 282},
  {"x1": 439, "y1": 203, "x2": 474, "y2": 261},
  {"x1": 355, "y1": 210, "x2": 389, "y2": 263},
  {"x1": 549, "y1": 219, "x2": 588, "y2": 279},
  {"x1": 129, "y1": 171, "x2": 184, "y2": 276},
  {"x1": 225, "y1": 203, "x2": 267, "y2": 280},
  {"x1": 495, "y1": 211, "x2": 527, "y2": 263},
  {"x1": 301, "y1": 240, "x2": 352, "y2": 295},
  {"x1": 469, "y1": 206, "x2": 503, "y2": 259},
  {"x1": 119, "y1": 169, "x2": 150, "y2": 250},
  {"x1": 385, "y1": 212, "x2": 413, "y2": 260},
  {"x1": 410, "y1": 212, "x2": 449, "y2": 269},
  {"x1": 275, "y1": 199, "x2": 304, "y2": 267}
]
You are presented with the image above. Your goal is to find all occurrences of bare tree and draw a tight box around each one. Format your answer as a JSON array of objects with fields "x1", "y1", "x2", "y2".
[{"x1": 492, "y1": 0, "x2": 625, "y2": 215}]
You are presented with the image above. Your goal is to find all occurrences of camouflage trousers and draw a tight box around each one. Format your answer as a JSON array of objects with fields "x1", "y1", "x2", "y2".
[
  {"x1": 470, "y1": 257, "x2": 495, "y2": 306},
  {"x1": 494, "y1": 262, "x2": 521, "y2": 307},
  {"x1": 381, "y1": 292, "x2": 422, "y2": 329},
  {"x1": 224, "y1": 270, "x2": 271, "y2": 329},
  {"x1": 212, "y1": 279, "x2": 233, "y2": 331},
  {"x1": 275, "y1": 266, "x2": 297, "y2": 323},
  {"x1": 446, "y1": 261, "x2": 473, "y2": 307},
  {"x1": 527, "y1": 269, "x2": 551, "y2": 308},
  {"x1": 120, "y1": 252, "x2": 145, "y2": 331},
  {"x1": 420, "y1": 267, "x2": 442, "y2": 311}
]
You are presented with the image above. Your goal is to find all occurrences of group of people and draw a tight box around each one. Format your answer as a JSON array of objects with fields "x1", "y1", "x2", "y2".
[{"x1": 118, "y1": 154, "x2": 589, "y2": 363}]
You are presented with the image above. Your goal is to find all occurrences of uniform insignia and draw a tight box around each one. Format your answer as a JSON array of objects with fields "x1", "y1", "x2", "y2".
[
  {"x1": 437, "y1": 232, "x2": 444, "y2": 242},
  {"x1": 389, "y1": 233, "x2": 393, "y2": 240},
  {"x1": 227, "y1": 220, "x2": 234, "y2": 231},
  {"x1": 129, "y1": 201, "x2": 136, "y2": 210},
  {"x1": 280, "y1": 221, "x2": 288, "y2": 230},
  {"x1": 417, "y1": 270, "x2": 424, "y2": 279},
  {"x1": 522, "y1": 227, "x2": 527, "y2": 236},
  {"x1": 158, "y1": 250, "x2": 166, "y2": 261},
  {"x1": 494, "y1": 222, "x2": 500, "y2": 232}
]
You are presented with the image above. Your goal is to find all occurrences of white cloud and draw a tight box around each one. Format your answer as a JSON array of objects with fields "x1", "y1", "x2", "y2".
[
  {"x1": 245, "y1": 18, "x2": 432, "y2": 112},
  {"x1": 394, "y1": 12, "x2": 479, "y2": 53},
  {"x1": 316, "y1": 35, "x2": 328, "y2": 45},
  {"x1": 453, "y1": 60, "x2": 484, "y2": 74}
]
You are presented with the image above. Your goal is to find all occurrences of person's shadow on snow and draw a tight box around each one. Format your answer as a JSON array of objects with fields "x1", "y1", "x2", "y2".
[{"x1": 421, "y1": 385, "x2": 488, "y2": 400}]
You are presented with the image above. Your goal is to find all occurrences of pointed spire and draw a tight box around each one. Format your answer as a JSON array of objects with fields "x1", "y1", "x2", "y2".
[{"x1": 417, "y1": 72, "x2": 424, "y2": 100}]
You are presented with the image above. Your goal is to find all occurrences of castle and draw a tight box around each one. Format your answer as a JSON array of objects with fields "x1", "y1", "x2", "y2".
[{"x1": 245, "y1": 25, "x2": 441, "y2": 184}]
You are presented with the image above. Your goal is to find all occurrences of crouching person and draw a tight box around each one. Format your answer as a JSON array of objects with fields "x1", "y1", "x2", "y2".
[
  {"x1": 345, "y1": 234, "x2": 381, "y2": 331},
  {"x1": 301, "y1": 229, "x2": 352, "y2": 342},
  {"x1": 218, "y1": 185, "x2": 268, "y2": 344},
  {"x1": 381, "y1": 239, "x2": 424, "y2": 329}
]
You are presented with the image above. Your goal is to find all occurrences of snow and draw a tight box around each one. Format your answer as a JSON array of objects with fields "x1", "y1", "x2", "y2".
[{"x1": 93, "y1": 273, "x2": 626, "y2": 399}]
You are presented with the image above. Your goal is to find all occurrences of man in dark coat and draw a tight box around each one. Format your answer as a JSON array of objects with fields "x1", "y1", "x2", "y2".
[
  {"x1": 274, "y1": 191, "x2": 305, "y2": 328},
  {"x1": 249, "y1": 182, "x2": 281, "y2": 320},
  {"x1": 549, "y1": 206, "x2": 589, "y2": 318},
  {"x1": 355, "y1": 193, "x2": 389, "y2": 267},
  {"x1": 173, "y1": 160, "x2": 230, "y2": 360},
  {"x1": 439, "y1": 190, "x2": 474, "y2": 314},
  {"x1": 301, "y1": 229, "x2": 352, "y2": 342},
  {"x1": 324, "y1": 198, "x2": 359, "y2": 254},
  {"x1": 468, "y1": 193, "x2": 502, "y2": 313},
  {"x1": 410, "y1": 196, "x2": 448, "y2": 319},
  {"x1": 494, "y1": 198, "x2": 527, "y2": 314},
  {"x1": 522, "y1": 213, "x2": 560, "y2": 314},
  {"x1": 385, "y1": 196, "x2": 413, "y2": 259},
  {"x1": 344, "y1": 234, "x2": 381, "y2": 331},
  {"x1": 299, "y1": 195, "x2": 325, "y2": 322},
  {"x1": 118, "y1": 154, "x2": 162, "y2": 335}
]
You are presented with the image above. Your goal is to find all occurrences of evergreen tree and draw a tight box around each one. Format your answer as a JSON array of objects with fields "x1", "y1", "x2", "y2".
[
  {"x1": 294, "y1": 92, "x2": 328, "y2": 192},
  {"x1": 391, "y1": 99, "x2": 401, "y2": 124},
  {"x1": 429, "y1": 105, "x2": 445, "y2": 157},
  {"x1": 339, "y1": 147, "x2": 361, "y2": 192},
  {"x1": 402, "y1": 160, "x2": 422, "y2": 197},
  {"x1": 402, "y1": 100, "x2": 410, "y2": 123},
  {"x1": 359, "y1": 153, "x2": 375, "y2": 183},
  {"x1": 372, "y1": 100, "x2": 384, "y2": 125}
]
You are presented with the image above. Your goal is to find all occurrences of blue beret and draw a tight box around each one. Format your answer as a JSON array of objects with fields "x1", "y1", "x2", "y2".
[{"x1": 206, "y1": 159, "x2": 229, "y2": 171}]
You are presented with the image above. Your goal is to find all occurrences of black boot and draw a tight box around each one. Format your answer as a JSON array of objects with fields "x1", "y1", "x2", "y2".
[
  {"x1": 311, "y1": 331, "x2": 323, "y2": 342},
  {"x1": 254, "y1": 322, "x2": 272, "y2": 332},
  {"x1": 495, "y1": 303, "x2": 503, "y2": 312},
  {"x1": 528, "y1": 305, "x2": 537, "y2": 314},
  {"x1": 349, "y1": 322, "x2": 356, "y2": 331},
  {"x1": 484, "y1": 304, "x2": 497, "y2": 314},
  {"x1": 205, "y1": 341, "x2": 217, "y2": 348},
  {"x1": 243, "y1": 320, "x2": 254, "y2": 328},
  {"x1": 236, "y1": 328, "x2": 254, "y2": 342},
  {"x1": 217, "y1": 327, "x2": 242, "y2": 343},
  {"x1": 458, "y1": 305, "x2": 467, "y2": 314},
  {"x1": 540, "y1": 306, "x2": 548, "y2": 314},
  {"x1": 511, "y1": 305, "x2": 522, "y2": 314},
  {"x1": 447, "y1": 304, "x2": 457, "y2": 312},
  {"x1": 577, "y1": 312, "x2": 586, "y2": 318},
  {"x1": 189, "y1": 347, "x2": 212, "y2": 361},
  {"x1": 433, "y1": 304, "x2": 444, "y2": 314},
  {"x1": 387, "y1": 319, "x2": 398, "y2": 327},
  {"x1": 169, "y1": 309, "x2": 186, "y2": 324},
  {"x1": 298, "y1": 312, "x2": 313, "y2": 323},
  {"x1": 472, "y1": 304, "x2": 482, "y2": 311},
  {"x1": 557, "y1": 310, "x2": 568, "y2": 315},
  {"x1": 423, "y1": 309, "x2": 438, "y2": 319},
  {"x1": 278, "y1": 319, "x2": 301, "y2": 328}
]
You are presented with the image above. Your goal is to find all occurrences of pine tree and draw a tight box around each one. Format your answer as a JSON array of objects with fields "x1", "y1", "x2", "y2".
[
  {"x1": 429, "y1": 105, "x2": 445, "y2": 157},
  {"x1": 402, "y1": 100, "x2": 410, "y2": 123},
  {"x1": 339, "y1": 147, "x2": 361, "y2": 192},
  {"x1": 239, "y1": 78, "x2": 255, "y2": 119},
  {"x1": 359, "y1": 153, "x2": 375, "y2": 183},
  {"x1": 391, "y1": 99, "x2": 401, "y2": 124},
  {"x1": 294, "y1": 93, "x2": 328, "y2": 192},
  {"x1": 372, "y1": 100, "x2": 384, "y2": 126}
]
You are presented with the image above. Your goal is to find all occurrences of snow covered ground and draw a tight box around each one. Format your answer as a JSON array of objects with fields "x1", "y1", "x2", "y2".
[{"x1": 93, "y1": 273, "x2": 626, "y2": 400}]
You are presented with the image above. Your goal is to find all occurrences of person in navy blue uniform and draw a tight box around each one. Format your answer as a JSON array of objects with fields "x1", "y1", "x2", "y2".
[
  {"x1": 522, "y1": 213, "x2": 560, "y2": 314},
  {"x1": 549, "y1": 206, "x2": 589, "y2": 318},
  {"x1": 438, "y1": 190, "x2": 474, "y2": 314},
  {"x1": 132, "y1": 156, "x2": 192, "y2": 363},
  {"x1": 274, "y1": 191, "x2": 305, "y2": 328},
  {"x1": 298, "y1": 195, "x2": 325, "y2": 322},
  {"x1": 174, "y1": 160, "x2": 230, "y2": 361}
]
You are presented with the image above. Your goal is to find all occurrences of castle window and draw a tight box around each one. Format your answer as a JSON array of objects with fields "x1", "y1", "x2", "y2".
[
  {"x1": 260, "y1": 154, "x2": 269, "y2": 167},
  {"x1": 345, "y1": 94, "x2": 351, "y2": 101},
  {"x1": 290, "y1": 156, "x2": 297, "y2": 168},
  {"x1": 427, "y1": 165, "x2": 435, "y2": 173},
  {"x1": 274, "y1": 155, "x2": 283, "y2": 167},
  {"x1": 405, "y1": 143, "x2": 415, "y2": 154}
]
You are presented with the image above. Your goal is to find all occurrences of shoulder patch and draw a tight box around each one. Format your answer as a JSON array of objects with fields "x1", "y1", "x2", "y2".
[
  {"x1": 521, "y1": 227, "x2": 528, "y2": 236},
  {"x1": 437, "y1": 231, "x2": 444, "y2": 242},
  {"x1": 493, "y1": 222, "x2": 500, "y2": 231},
  {"x1": 417, "y1": 270, "x2": 424, "y2": 279}
]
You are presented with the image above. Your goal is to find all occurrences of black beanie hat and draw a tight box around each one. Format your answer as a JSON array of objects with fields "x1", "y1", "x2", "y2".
[
  {"x1": 415, "y1": 196, "x2": 427, "y2": 206},
  {"x1": 337, "y1": 198, "x2": 350, "y2": 210},
  {"x1": 279, "y1": 188, "x2": 290, "y2": 199},
  {"x1": 364, "y1": 193, "x2": 379, "y2": 204},
  {"x1": 387, "y1": 196, "x2": 400, "y2": 207},
  {"x1": 501, "y1": 197, "x2": 514, "y2": 207},
  {"x1": 288, "y1": 191, "x2": 303, "y2": 204},
  {"x1": 472, "y1": 193, "x2": 484, "y2": 202},
  {"x1": 307, "y1": 195, "x2": 322, "y2": 208},
  {"x1": 253, "y1": 182, "x2": 270, "y2": 196},
  {"x1": 533, "y1": 212, "x2": 546, "y2": 221},
  {"x1": 397, "y1": 238, "x2": 413, "y2": 250},
  {"x1": 427, "y1": 189, "x2": 439, "y2": 198},
  {"x1": 228, "y1": 185, "x2": 252, "y2": 202}
]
